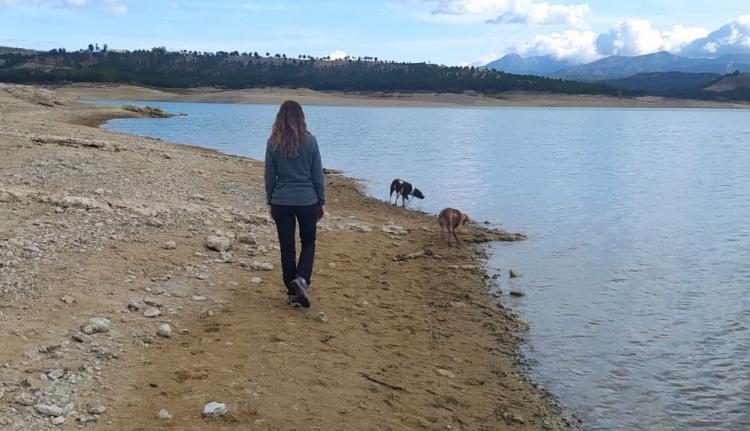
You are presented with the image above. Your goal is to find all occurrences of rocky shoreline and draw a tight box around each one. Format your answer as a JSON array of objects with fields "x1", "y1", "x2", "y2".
[{"x1": 0, "y1": 83, "x2": 567, "y2": 430}]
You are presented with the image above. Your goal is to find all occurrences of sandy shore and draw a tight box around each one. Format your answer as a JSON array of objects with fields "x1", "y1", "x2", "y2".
[
  {"x1": 55, "y1": 83, "x2": 750, "y2": 109},
  {"x1": 0, "y1": 83, "x2": 568, "y2": 430}
]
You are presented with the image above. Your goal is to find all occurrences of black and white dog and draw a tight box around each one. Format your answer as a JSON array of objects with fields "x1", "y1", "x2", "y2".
[{"x1": 389, "y1": 179, "x2": 425, "y2": 208}]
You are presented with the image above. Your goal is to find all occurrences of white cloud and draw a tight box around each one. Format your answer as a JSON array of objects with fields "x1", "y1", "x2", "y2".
[
  {"x1": 516, "y1": 30, "x2": 599, "y2": 63},
  {"x1": 424, "y1": 0, "x2": 590, "y2": 25},
  {"x1": 595, "y1": 19, "x2": 664, "y2": 57},
  {"x1": 428, "y1": 0, "x2": 507, "y2": 15},
  {"x1": 662, "y1": 25, "x2": 710, "y2": 53},
  {"x1": 240, "y1": 3, "x2": 291, "y2": 12},
  {"x1": 0, "y1": 0, "x2": 128, "y2": 13},
  {"x1": 328, "y1": 50, "x2": 348, "y2": 60},
  {"x1": 487, "y1": 1, "x2": 590, "y2": 25},
  {"x1": 513, "y1": 17, "x2": 731, "y2": 64},
  {"x1": 103, "y1": 0, "x2": 126, "y2": 14},
  {"x1": 477, "y1": 51, "x2": 500, "y2": 64},
  {"x1": 0, "y1": 0, "x2": 88, "y2": 6},
  {"x1": 680, "y1": 14, "x2": 750, "y2": 57}
]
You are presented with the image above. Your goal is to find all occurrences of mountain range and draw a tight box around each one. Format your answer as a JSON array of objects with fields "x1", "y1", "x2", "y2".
[{"x1": 485, "y1": 51, "x2": 750, "y2": 82}]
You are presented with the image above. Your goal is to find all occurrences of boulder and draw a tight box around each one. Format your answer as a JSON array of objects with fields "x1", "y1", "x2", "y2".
[
  {"x1": 83, "y1": 317, "x2": 110, "y2": 334},
  {"x1": 202, "y1": 402, "x2": 228, "y2": 418},
  {"x1": 206, "y1": 235, "x2": 232, "y2": 252},
  {"x1": 34, "y1": 404, "x2": 63, "y2": 417},
  {"x1": 157, "y1": 324, "x2": 172, "y2": 338},
  {"x1": 60, "y1": 196, "x2": 99, "y2": 210}
]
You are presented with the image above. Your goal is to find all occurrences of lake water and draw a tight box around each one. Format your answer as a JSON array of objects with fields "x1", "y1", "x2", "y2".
[{"x1": 94, "y1": 100, "x2": 750, "y2": 431}]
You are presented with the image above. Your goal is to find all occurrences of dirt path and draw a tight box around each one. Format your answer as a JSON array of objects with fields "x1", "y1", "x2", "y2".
[{"x1": 0, "y1": 84, "x2": 565, "y2": 430}]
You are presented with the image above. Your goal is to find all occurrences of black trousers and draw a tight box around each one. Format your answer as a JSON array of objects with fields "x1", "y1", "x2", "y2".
[{"x1": 271, "y1": 204, "x2": 319, "y2": 294}]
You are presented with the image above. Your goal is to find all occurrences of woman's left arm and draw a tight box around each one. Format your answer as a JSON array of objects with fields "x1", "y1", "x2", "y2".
[
  {"x1": 264, "y1": 143, "x2": 277, "y2": 206},
  {"x1": 312, "y1": 141, "x2": 325, "y2": 206}
]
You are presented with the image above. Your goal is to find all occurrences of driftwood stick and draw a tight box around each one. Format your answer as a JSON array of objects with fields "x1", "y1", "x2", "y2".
[{"x1": 360, "y1": 372, "x2": 406, "y2": 391}]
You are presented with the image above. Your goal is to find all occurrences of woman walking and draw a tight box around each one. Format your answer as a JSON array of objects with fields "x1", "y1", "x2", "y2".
[{"x1": 265, "y1": 101, "x2": 325, "y2": 308}]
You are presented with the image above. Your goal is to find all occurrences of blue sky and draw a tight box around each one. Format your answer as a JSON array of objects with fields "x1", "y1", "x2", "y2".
[{"x1": 1, "y1": 0, "x2": 749, "y2": 65}]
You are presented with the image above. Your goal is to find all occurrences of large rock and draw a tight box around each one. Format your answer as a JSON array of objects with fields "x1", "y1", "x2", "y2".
[
  {"x1": 206, "y1": 236, "x2": 232, "y2": 252},
  {"x1": 382, "y1": 223, "x2": 408, "y2": 235},
  {"x1": 34, "y1": 403, "x2": 63, "y2": 417},
  {"x1": 82, "y1": 317, "x2": 111, "y2": 334},
  {"x1": 143, "y1": 307, "x2": 162, "y2": 318},
  {"x1": 60, "y1": 196, "x2": 99, "y2": 210},
  {"x1": 202, "y1": 402, "x2": 228, "y2": 418},
  {"x1": 250, "y1": 261, "x2": 274, "y2": 271},
  {"x1": 157, "y1": 323, "x2": 172, "y2": 338}
]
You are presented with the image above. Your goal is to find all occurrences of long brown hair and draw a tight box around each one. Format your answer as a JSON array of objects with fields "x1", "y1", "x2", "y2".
[{"x1": 268, "y1": 100, "x2": 309, "y2": 158}]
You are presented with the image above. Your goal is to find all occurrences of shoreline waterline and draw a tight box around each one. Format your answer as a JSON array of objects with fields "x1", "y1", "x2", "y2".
[{"x1": 56, "y1": 83, "x2": 750, "y2": 109}]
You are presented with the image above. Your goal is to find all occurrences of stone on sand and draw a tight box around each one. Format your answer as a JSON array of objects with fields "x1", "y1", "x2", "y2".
[
  {"x1": 34, "y1": 403, "x2": 63, "y2": 417},
  {"x1": 202, "y1": 402, "x2": 228, "y2": 418},
  {"x1": 157, "y1": 323, "x2": 172, "y2": 338},
  {"x1": 206, "y1": 235, "x2": 232, "y2": 252},
  {"x1": 143, "y1": 307, "x2": 162, "y2": 318}
]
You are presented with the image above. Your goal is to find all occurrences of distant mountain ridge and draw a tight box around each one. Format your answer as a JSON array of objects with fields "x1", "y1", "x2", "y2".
[
  {"x1": 485, "y1": 51, "x2": 750, "y2": 82},
  {"x1": 483, "y1": 54, "x2": 571, "y2": 76},
  {"x1": 554, "y1": 52, "x2": 750, "y2": 81}
]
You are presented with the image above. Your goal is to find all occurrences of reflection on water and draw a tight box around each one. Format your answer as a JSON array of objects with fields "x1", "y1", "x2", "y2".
[{"x1": 95, "y1": 100, "x2": 750, "y2": 431}]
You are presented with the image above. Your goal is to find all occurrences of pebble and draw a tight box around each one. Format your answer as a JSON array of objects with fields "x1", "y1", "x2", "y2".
[
  {"x1": 206, "y1": 235, "x2": 232, "y2": 252},
  {"x1": 60, "y1": 295, "x2": 75, "y2": 304},
  {"x1": 509, "y1": 291, "x2": 525, "y2": 298},
  {"x1": 314, "y1": 312, "x2": 328, "y2": 323},
  {"x1": 46, "y1": 369, "x2": 65, "y2": 380},
  {"x1": 192, "y1": 295, "x2": 207, "y2": 302},
  {"x1": 157, "y1": 409, "x2": 172, "y2": 421},
  {"x1": 237, "y1": 233, "x2": 257, "y2": 245},
  {"x1": 144, "y1": 297, "x2": 162, "y2": 307},
  {"x1": 162, "y1": 241, "x2": 177, "y2": 250},
  {"x1": 435, "y1": 368, "x2": 456, "y2": 379},
  {"x1": 83, "y1": 317, "x2": 111, "y2": 334},
  {"x1": 34, "y1": 403, "x2": 63, "y2": 417},
  {"x1": 249, "y1": 277, "x2": 262, "y2": 284},
  {"x1": 382, "y1": 223, "x2": 408, "y2": 235},
  {"x1": 14, "y1": 393, "x2": 36, "y2": 406},
  {"x1": 72, "y1": 332, "x2": 93, "y2": 343},
  {"x1": 218, "y1": 251, "x2": 233, "y2": 262},
  {"x1": 127, "y1": 300, "x2": 142, "y2": 311},
  {"x1": 509, "y1": 269, "x2": 520, "y2": 278},
  {"x1": 51, "y1": 415, "x2": 65, "y2": 425},
  {"x1": 157, "y1": 323, "x2": 172, "y2": 338},
  {"x1": 87, "y1": 405, "x2": 107, "y2": 415},
  {"x1": 78, "y1": 415, "x2": 97, "y2": 424},
  {"x1": 250, "y1": 261, "x2": 274, "y2": 271},
  {"x1": 202, "y1": 402, "x2": 228, "y2": 418},
  {"x1": 143, "y1": 307, "x2": 162, "y2": 318}
]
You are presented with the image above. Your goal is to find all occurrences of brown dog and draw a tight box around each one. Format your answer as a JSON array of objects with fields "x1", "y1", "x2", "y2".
[{"x1": 438, "y1": 208, "x2": 469, "y2": 245}]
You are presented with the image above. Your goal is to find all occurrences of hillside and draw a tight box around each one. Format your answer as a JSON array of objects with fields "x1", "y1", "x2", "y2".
[
  {"x1": 0, "y1": 48, "x2": 621, "y2": 97},
  {"x1": 705, "y1": 73, "x2": 750, "y2": 92},
  {"x1": 602, "y1": 72, "x2": 721, "y2": 96},
  {"x1": 600, "y1": 71, "x2": 750, "y2": 101}
]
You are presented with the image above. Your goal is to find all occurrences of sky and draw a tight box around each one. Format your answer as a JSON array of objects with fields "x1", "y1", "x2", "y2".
[{"x1": 1, "y1": 0, "x2": 750, "y2": 66}]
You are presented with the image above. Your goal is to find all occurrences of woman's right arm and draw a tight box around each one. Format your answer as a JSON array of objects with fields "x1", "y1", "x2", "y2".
[{"x1": 264, "y1": 143, "x2": 276, "y2": 205}]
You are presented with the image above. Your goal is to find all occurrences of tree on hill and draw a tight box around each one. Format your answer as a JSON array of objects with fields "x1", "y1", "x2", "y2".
[{"x1": 0, "y1": 48, "x2": 630, "y2": 98}]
